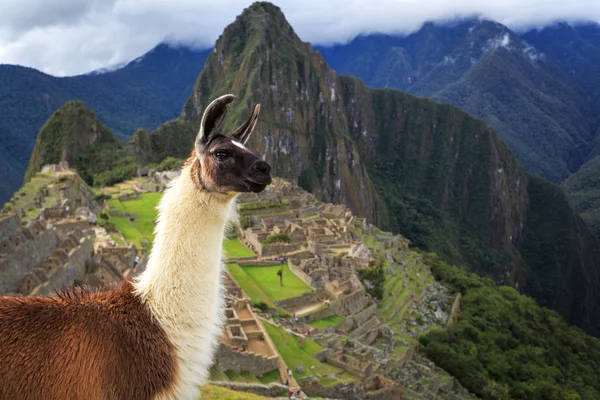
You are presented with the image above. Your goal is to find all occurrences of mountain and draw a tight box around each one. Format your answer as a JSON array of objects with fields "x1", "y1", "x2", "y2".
[
  {"x1": 181, "y1": 2, "x2": 600, "y2": 336},
  {"x1": 315, "y1": 19, "x2": 600, "y2": 184},
  {"x1": 24, "y1": 101, "x2": 138, "y2": 188},
  {"x1": 23, "y1": 100, "x2": 198, "y2": 189},
  {"x1": 0, "y1": 43, "x2": 210, "y2": 205},
  {"x1": 562, "y1": 155, "x2": 600, "y2": 237}
]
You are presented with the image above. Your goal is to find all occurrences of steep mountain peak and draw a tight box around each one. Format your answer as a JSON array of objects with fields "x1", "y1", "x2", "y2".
[
  {"x1": 24, "y1": 101, "x2": 119, "y2": 182},
  {"x1": 182, "y1": 1, "x2": 381, "y2": 221}
]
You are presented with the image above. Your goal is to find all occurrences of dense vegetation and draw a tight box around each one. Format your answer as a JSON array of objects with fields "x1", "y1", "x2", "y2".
[
  {"x1": 0, "y1": 44, "x2": 210, "y2": 205},
  {"x1": 420, "y1": 253, "x2": 600, "y2": 400},
  {"x1": 562, "y1": 155, "x2": 600, "y2": 237}
]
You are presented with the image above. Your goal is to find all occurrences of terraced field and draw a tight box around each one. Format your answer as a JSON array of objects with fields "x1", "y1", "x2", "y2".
[
  {"x1": 3, "y1": 172, "x2": 65, "y2": 224},
  {"x1": 379, "y1": 250, "x2": 431, "y2": 332},
  {"x1": 106, "y1": 192, "x2": 162, "y2": 249},
  {"x1": 263, "y1": 321, "x2": 359, "y2": 387}
]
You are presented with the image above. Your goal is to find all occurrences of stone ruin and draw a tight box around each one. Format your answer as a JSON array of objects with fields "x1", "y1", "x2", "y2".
[{"x1": 213, "y1": 273, "x2": 280, "y2": 377}]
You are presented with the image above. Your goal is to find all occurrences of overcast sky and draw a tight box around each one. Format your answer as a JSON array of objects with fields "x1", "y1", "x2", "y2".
[{"x1": 0, "y1": 0, "x2": 599, "y2": 76}]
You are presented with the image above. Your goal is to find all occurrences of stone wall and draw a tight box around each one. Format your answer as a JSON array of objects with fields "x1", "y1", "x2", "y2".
[
  {"x1": 327, "y1": 352, "x2": 371, "y2": 377},
  {"x1": 52, "y1": 219, "x2": 90, "y2": 233},
  {"x1": 397, "y1": 345, "x2": 416, "y2": 368},
  {"x1": 47, "y1": 237, "x2": 94, "y2": 289},
  {"x1": 351, "y1": 304, "x2": 377, "y2": 326},
  {"x1": 303, "y1": 381, "x2": 366, "y2": 400},
  {"x1": 213, "y1": 343, "x2": 279, "y2": 377},
  {"x1": 0, "y1": 228, "x2": 60, "y2": 294},
  {"x1": 42, "y1": 206, "x2": 70, "y2": 220},
  {"x1": 29, "y1": 236, "x2": 96, "y2": 295},
  {"x1": 300, "y1": 305, "x2": 334, "y2": 322},
  {"x1": 261, "y1": 242, "x2": 302, "y2": 257},
  {"x1": 349, "y1": 316, "x2": 380, "y2": 339},
  {"x1": 0, "y1": 214, "x2": 20, "y2": 240},
  {"x1": 288, "y1": 260, "x2": 314, "y2": 288},
  {"x1": 208, "y1": 381, "x2": 287, "y2": 398},
  {"x1": 364, "y1": 374, "x2": 405, "y2": 400},
  {"x1": 275, "y1": 292, "x2": 319, "y2": 311},
  {"x1": 238, "y1": 260, "x2": 280, "y2": 267},
  {"x1": 100, "y1": 246, "x2": 136, "y2": 274},
  {"x1": 339, "y1": 289, "x2": 371, "y2": 316}
]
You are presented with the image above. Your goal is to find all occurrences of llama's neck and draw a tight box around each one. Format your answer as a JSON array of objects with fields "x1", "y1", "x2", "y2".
[{"x1": 133, "y1": 165, "x2": 236, "y2": 399}]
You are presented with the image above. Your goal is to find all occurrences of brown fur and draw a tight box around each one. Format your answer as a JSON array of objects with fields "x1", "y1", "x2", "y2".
[{"x1": 0, "y1": 279, "x2": 176, "y2": 400}]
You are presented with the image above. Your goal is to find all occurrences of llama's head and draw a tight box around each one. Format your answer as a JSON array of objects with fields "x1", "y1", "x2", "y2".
[{"x1": 192, "y1": 94, "x2": 271, "y2": 194}]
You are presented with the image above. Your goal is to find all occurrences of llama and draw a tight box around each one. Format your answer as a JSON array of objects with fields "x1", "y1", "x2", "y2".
[{"x1": 0, "y1": 94, "x2": 272, "y2": 400}]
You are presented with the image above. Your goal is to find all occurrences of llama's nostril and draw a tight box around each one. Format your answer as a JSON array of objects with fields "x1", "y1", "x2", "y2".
[{"x1": 253, "y1": 161, "x2": 271, "y2": 175}]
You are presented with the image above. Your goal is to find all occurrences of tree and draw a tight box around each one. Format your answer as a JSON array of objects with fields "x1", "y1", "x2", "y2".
[{"x1": 263, "y1": 234, "x2": 291, "y2": 287}]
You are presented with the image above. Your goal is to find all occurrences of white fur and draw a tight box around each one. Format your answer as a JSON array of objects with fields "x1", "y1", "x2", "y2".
[
  {"x1": 134, "y1": 163, "x2": 237, "y2": 400},
  {"x1": 232, "y1": 140, "x2": 247, "y2": 150}
]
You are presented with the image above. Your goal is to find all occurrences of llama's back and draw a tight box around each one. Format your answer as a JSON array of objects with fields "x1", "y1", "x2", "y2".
[{"x1": 0, "y1": 280, "x2": 178, "y2": 400}]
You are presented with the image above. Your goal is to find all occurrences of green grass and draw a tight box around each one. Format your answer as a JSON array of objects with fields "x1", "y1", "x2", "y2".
[
  {"x1": 110, "y1": 215, "x2": 143, "y2": 248},
  {"x1": 106, "y1": 192, "x2": 161, "y2": 249},
  {"x1": 257, "y1": 369, "x2": 281, "y2": 384},
  {"x1": 309, "y1": 315, "x2": 345, "y2": 329},
  {"x1": 263, "y1": 321, "x2": 358, "y2": 386},
  {"x1": 226, "y1": 263, "x2": 276, "y2": 308},
  {"x1": 119, "y1": 192, "x2": 161, "y2": 242},
  {"x1": 110, "y1": 233, "x2": 125, "y2": 246},
  {"x1": 201, "y1": 384, "x2": 273, "y2": 400},
  {"x1": 242, "y1": 264, "x2": 311, "y2": 301},
  {"x1": 224, "y1": 238, "x2": 255, "y2": 258}
]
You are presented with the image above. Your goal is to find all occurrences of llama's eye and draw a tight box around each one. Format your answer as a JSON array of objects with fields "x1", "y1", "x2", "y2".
[{"x1": 214, "y1": 151, "x2": 230, "y2": 161}]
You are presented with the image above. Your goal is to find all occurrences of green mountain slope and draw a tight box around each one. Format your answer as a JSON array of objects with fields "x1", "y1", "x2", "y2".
[
  {"x1": 24, "y1": 101, "x2": 138, "y2": 187},
  {"x1": 422, "y1": 253, "x2": 600, "y2": 399},
  {"x1": 23, "y1": 101, "x2": 196, "y2": 189},
  {"x1": 562, "y1": 155, "x2": 600, "y2": 237},
  {"x1": 181, "y1": 2, "x2": 600, "y2": 336},
  {"x1": 0, "y1": 44, "x2": 209, "y2": 205}
]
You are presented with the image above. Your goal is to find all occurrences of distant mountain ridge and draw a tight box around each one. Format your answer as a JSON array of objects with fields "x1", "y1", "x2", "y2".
[
  {"x1": 0, "y1": 43, "x2": 210, "y2": 205},
  {"x1": 315, "y1": 19, "x2": 600, "y2": 184}
]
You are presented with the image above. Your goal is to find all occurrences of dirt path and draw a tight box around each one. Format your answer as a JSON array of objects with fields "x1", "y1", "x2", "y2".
[{"x1": 292, "y1": 301, "x2": 326, "y2": 317}]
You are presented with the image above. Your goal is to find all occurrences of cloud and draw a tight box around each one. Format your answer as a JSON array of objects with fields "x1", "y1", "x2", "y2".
[{"x1": 0, "y1": 0, "x2": 599, "y2": 76}]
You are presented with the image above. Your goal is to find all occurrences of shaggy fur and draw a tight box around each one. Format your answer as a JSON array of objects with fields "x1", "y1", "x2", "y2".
[
  {"x1": 0, "y1": 280, "x2": 176, "y2": 400},
  {"x1": 133, "y1": 164, "x2": 237, "y2": 399}
]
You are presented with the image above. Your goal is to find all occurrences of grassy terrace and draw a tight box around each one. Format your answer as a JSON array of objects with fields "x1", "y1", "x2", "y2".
[
  {"x1": 201, "y1": 384, "x2": 273, "y2": 400},
  {"x1": 106, "y1": 192, "x2": 162, "y2": 249},
  {"x1": 243, "y1": 264, "x2": 311, "y2": 301},
  {"x1": 223, "y1": 237, "x2": 255, "y2": 258},
  {"x1": 309, "y1": 315, "x2": 345, "y2": 329},
  {"x1": 263, "y1": 322, "x2": 358, "y2": 387},
  {"x1": 209, "y1": 367, "x2": 280, "y2": 385},
  {"x1": 227, "y1": 263, "x2": 276, "y2": 308}
]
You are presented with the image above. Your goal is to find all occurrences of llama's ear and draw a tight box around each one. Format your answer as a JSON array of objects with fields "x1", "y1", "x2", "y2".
[
  {"x1": 196, "y1": 94, "x2": 236, "y2": 154},
  {"x1": 231, "y1": 104, "x2": 260, "y2": 145}
]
